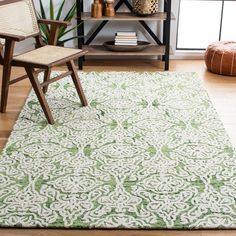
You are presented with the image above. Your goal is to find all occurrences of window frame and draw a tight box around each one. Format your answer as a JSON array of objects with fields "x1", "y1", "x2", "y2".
[{"x1": 176, "y1": 0, "x2": 227, "y2": 51}]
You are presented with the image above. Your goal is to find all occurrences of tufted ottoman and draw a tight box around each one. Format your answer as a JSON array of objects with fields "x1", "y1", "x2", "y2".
[{"x1": 205, "y1": 41, "x2": 236, "y2": 76}]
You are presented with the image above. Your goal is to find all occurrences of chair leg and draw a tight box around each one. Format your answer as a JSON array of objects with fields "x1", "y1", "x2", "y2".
[
  {"x1": 66, "y1": 60, "x2": 88, "y2": 106},
  {"x1": 0, "y1": 40, "x2": 15, "y2": 113},
  {"x1": 25, "y1": 67, "x2": 55, "y2": 125},
  {"x1": 43, "y1": 68, "x2": 51, "y2": 94}
]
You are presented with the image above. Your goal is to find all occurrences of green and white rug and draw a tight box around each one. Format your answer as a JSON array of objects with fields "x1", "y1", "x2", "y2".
[{"x1": 0, "y1": 72, "x2": 236, "y2": 229}]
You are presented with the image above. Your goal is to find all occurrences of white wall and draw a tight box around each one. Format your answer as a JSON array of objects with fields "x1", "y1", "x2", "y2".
[
  {"x1": 84, "y1": 0, "x2": 163, "y2": 45},
  {"x1": 16, "y1": 0, "x2": 178, "y2": 57}
]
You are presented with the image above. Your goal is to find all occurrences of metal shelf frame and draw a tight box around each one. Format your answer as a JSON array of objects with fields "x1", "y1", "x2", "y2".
[{"x1": 76, "y1": 0, "x2": 172, "y2": 70}]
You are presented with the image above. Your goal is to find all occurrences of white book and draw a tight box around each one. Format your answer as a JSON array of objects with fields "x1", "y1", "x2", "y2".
[
  {"x1": 115, "y1": 37, "x2": 137, "y2": 40},
  {"x1": 115, "y1": 36, "x2": 137, "y2": 39},
  {"x1": 115, "y1": 40, "x2": 138, "y2": 43},
  {"x1": 115, "y1": 38, "x2": 138, "y2": 41},
  {"x1": 116, "y1": 31, "x2": 137, "y2": 37},
  {"x1": 115, "y1": 42, "x2": 138, "y2": 46}
]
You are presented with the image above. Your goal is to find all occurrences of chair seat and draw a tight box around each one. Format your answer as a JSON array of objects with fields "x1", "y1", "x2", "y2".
[{"x1": 13, "y1": 45, "x2": 85, "y2": 67}]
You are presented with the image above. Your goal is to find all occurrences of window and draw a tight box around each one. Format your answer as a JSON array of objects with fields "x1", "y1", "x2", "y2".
[
  {"x1": 221, "y1": 1, "x2": 236, "y2": 40},
  {"x1": 177, "y1": 0, "x2": 236, "y2": 50}
]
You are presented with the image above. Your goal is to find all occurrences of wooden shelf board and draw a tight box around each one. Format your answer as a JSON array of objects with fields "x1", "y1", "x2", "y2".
[
  {"x1": 82, "y1": 45, "x2": 167, "y2": 56},
  {"x1": 80, "y1": 12, "x2": 175, "y2": 21}
]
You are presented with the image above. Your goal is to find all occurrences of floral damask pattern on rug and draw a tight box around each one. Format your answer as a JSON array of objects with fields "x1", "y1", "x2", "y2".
[{"x1": 0, "y1": 72, "x2": 236, "y2": 229}]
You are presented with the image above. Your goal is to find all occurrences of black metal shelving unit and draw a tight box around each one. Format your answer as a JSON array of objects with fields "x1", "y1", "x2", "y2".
[{"x1": 76, "y1": 0, "x2": 172, "y2": 70}]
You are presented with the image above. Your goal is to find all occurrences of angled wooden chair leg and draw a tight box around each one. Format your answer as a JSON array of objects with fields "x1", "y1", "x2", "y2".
[
  {"x1": 0, "y1": 40, "x2": 15, "y2": 113},
  {"x1": 25, "y1": 67, "x2": 55, "y2": 125},
  {"x1": 66, "y1": 60, "x2": 88, "y2": 106},
  {"x1": 43, "y1": 68, "x2": 51, "y2": 94}
]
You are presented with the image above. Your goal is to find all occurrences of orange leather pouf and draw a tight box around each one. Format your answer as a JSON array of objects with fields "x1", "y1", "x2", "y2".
[{"x1": 205, "y1": 41, "x2": 236, "y2": 76}]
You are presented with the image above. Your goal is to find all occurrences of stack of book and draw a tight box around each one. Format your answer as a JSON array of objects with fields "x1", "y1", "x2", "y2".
[{"x1": 115, "y1": 31, "x2": 138, "y2": 46}]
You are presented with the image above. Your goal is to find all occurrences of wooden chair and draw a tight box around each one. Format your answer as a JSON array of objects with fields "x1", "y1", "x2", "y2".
[{"x1": 0, "y1": 0, "x2": 88, "y2": 125}]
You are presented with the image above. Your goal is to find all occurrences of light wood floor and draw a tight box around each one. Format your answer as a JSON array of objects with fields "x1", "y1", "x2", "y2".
[{"x1": 0, "y1": 60, "x2": 236, "y2": 236}]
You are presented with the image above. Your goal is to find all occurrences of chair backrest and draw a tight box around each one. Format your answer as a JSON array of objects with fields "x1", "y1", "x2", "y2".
[{"x1": 0, "y1": 0, "x2": 39, "y2": 44}]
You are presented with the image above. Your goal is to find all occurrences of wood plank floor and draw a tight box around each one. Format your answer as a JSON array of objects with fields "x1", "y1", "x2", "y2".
[{"x1": 0, "y1": 59, "x2": 236, "y2": 236}]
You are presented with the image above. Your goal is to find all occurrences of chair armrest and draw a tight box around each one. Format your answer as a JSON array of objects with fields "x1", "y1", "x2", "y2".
[
  {"x1": 38, "y1": 19, "x2": 71, "y2": 27},
  {"x1": 0, "y1": 32, "x2": 25, "y2": 42},
  {"x1": 38, "y1": 19, "x2": 71, "y2": 46}
]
